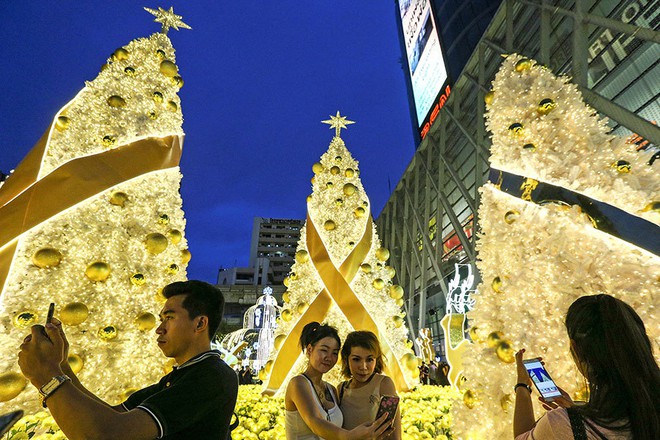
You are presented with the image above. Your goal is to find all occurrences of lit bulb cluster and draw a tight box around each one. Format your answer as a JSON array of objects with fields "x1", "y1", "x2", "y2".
[
  {"x1": 267, "y1": 136, "x2": 417, "y2": 392},
  {"x1": 0, "y1": 32, "x2": 188, "y2": 414},
  {"x1": 451, "y1": 55, "x2": 659, "y2": 439}
]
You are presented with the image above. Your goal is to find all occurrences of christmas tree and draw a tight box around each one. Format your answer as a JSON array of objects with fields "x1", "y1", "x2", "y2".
[
  {"x1": 262, "y1": 113, "x2": 418, "y2": 395},
  {"x1": 451, "y1": 54, "x2": 659, "y2": 439},
  {"x1": 0, "y1": 7, "x2": 192, "y2": 416}
]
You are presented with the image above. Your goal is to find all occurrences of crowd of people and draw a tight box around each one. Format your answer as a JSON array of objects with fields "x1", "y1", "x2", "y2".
[{"x1": 10, "y1": 281, "x2": 659, "y2": 439}]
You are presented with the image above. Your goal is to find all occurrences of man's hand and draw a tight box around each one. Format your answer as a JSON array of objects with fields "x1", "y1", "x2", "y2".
[{"x1": 18, "y1": 323, "x2": 66, "y2": 388}]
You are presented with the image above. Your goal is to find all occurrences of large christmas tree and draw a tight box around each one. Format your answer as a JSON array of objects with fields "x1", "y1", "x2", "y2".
[
  {"x1": 0, "y1": 7, "x2": 192, "y2": 417},
  {"x1": 451, "y1": 54, "x2": 659, "y2": 439},
  {"x1": 262, "y1": 113, "x2": 418, "y2": 395}
]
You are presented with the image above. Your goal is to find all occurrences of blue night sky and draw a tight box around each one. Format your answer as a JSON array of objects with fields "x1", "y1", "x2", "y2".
[{"x1": 0, "y1": 1, "x2": 417, "y2": 283}]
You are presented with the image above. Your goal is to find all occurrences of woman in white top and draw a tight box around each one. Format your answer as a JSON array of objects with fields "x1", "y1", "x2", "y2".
[
  {"x1": 514, "y1": 294, "x2": 659, "y2": 440},
  {"x1": 285, "y1": 322, "x2": 392, "y2": 440}
]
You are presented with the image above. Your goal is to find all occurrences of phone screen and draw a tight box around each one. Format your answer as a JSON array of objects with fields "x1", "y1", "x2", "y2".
[
  {"x1": 523, "y1": 358, "x2": 562, "y2": 401},
  {"x1": 375, "y1": 395, "x2": 399, "y2": 426},
  {"x1": 0, "y1": 410, "x2": 23, "y2": 436}
]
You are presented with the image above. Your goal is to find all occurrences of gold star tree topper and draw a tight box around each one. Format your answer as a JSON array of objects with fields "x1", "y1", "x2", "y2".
[
  {"x1": 322, "y1": 111, "x2": 355, "y2": 138},
  {"x1": 144, "y1": 6, "x2": 192, "y2": 34}
]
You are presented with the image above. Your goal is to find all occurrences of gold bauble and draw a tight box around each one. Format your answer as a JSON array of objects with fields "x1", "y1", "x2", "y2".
[
  {"x1": 153, "y1": 91, "x2": 164, "y2": 103},
  {"x1": 148, "y1": 111, "x2": 158, "y2": 120},
  {"x1": 145, "y1": 233, "x2": 168, "y2": 254},
  {"x1": 60, "y1": 302, "x2": 89, "y2": 326},
  {"x1": 385, "y1": 265, "x2": 396, "y2": 278},
  {"x1": 113, "y1": 47, "x2": 130, "y2": 61},
  {"x1": 612, "y1": 160, "x2": 631, "y2": 173},
  {"x1": 463, "y1": 390, "x2": 477, "y2": 409},
  {"x1": 500, "y1": 393, "x2": 513, "y2": 412},
  {"x1": 504, "y1": 210, "x2": 520, "y2": 224},
  {"x1": 136, "y1": 312, "x2": 157, "y2": 331},
  {"x1": 354, "y1": 207, "x2": 366, "y2": 218},
  {"x1": 130, "y1": 273, "x2": 146, "y2": 286},
  {"x1": 0, "y1": 372, "x2": 27, "y2": 402},
  {"x1": 375, "y1": 247, "x2": 390, "y2": 261},
  {"x1": 156, "y1": 49, "x2": 166, "y2": 59},
  {"x1": 372, "y1": 278, "x2": 385, "y2": 290},
  {"x1": 283, "y1": 276, "x2": 291, "y2": 287},
  {"x1": 405, "y1": 340, "x2": 414, "y2": 349},
  {"x1": 98, "y1": 325, "x2": 118, "y2": 341},
  {"x1": 343, "y1": 183, "x2": 357, "y2": 196},
  {"x1": 296, "y1": 303, "x2": 309, "y2": 314},
  {"x1": 281, "y1": 309, "x2": 293, "y2": 322},
  {"x1": 345, "y1": 168, "x2": 355, "y2": 177},
  {"x1": 360, "y1": 263, "x2": 372, "y2": 273},
  {"x1": 274, "y1": 334, "x2": 286, "y2": 350},
  {"x1": 124, "y1": 66, "x2": 135, "y2": 76},
  {"x1": 389, "y1": 285, "x2": 404, "y2": 299},
  {"x1": 107, "y1": 95, "x2": 126, "y2": 108},
  {"x1": 85, "y1": 262, "x2": 111, "y2": 282},
  {"x1": 484, "y1": 90, "x2": 495, "y2": 105},
  {"x1": 159, "y1": 60, "x2": 178, "y2": 77},
  {"x1": 487, "y1": 331, "x2": 504, "y2": 348},
  {"x1": 168, "y1": 229, "x2": 182, "y2": 244},
  {"x1": 324, "y1": 220, "x2": 336, "y2": 231},
  {"x1": 102, "y1": 135, "x2": 117, "y2": 148},
  {"x1": 401, "y1": 353, "x2": 417, "y2": 370},
  {"x1": 392, "y1": 315, "x2": 404, "y2": 328},
  {"x1": 330, "y1": 166, "x2": 340, "y2": 175},
  {"x1": 641, "y1": 201, "x2": 660, "y2": 213},
  {"x1": 158, "y1": 214, "x2": 170, "y2": 225},
  {"x1": 312, "y1": 162, "x2": 324, "y2": 174},
  {"x1": 172, "y1": 76, "x2": 184, "y2": 88},
  {"x1": 514, "y1": 58, "x2": 532, "y2": 72},
  {"x1": 167, "y1": 101, "x2": 178, "y2": 112},
  {"x1": 100, "y1": 63, "x2": 109, "y2": 72},
  {"x1": 13, "y1": 311, "x2": 37, "y2": 329},
  {"x1": 334, "y1": 155, "x2": 342, "y2": 162},
  {"x1": 396, "y1": 298, "x2": 404, "y2": 307},
  {"x1": 468, "y1": 326, "x2": 483, "y2": 343},
  {"x1": 155, "y1": 288, "x2": 166, "y2": 304},
  {"x1": 496, "y1": 340, "x2": 515, "y2": 363},
  {"x1": 326, "y1": 181, "x2": 334, "y2": 188},
  {"x1": 492, "y1": 276, "x2": 503, "y2": 293},
  {"x1": 166, "y1": 264, "x2": 179, "y2": 275},
  {"x1": 55, "y1": 115, "x2": 70, "y2": 132},
  {"x1": 109, "y1": 191, "x2": 128, "y2": 207},
  {"x1": 32, "y1": 248, "x2": 63, "y2": 268},
  {"x1": 282, "y1": 292, "x2": 290, "y2": 303},
  {"x1": 508, "y1": 122, "x2": 524, "y2": 135},
  {"x1": 523, "y1": 143, "x2": 536, "y2": 151},
  {"x1": 264, "y1": 360, "x2": 273, "y2": 373},
  {"x1": 335, "y1": 198, "x2": 344, "y2": 207},
  {"x1": 181, "y1": 249, "x2": 192, "y2": 264},
  {"x1": 295, "y1": 250, "x2": 309, "y2": 264},
  {"x1": 537, "y1": 98, "x2": 557, "y2": 115},
  {"x1": 307, "y1": 195, "x2": 313, "y2": 203},
  {"x1": 67, "y1": 354, "x2": 84, "y2": 374}
]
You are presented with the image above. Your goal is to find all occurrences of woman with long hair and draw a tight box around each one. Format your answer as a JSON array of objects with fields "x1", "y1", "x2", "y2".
[
  {"x1": 514, "y1": 294, "x2": 660, "y2": 439},
  {"x1": 338, "y1": 331, "x2": 401, "y2": 440},
  {"x1": 285, "y1": 322, "x2": 391, "y2": 439}
]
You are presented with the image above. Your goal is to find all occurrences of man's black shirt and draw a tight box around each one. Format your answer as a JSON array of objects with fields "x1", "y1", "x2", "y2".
[{"x1": 122, "y1": 350, "x2": 238, "y2": 439}]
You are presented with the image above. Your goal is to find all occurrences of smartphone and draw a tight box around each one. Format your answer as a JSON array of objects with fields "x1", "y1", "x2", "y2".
[
  {"x1": 46, "y1": 302, "x2": 55, "y2": 324},
  {"x1": 523, "y1": 357, "x2": 562, "y2": 401},
  {"x1": 374, "y1": 395, "x2": 399, "y2": 427},
  {"x1": 0, "y1": 410, "x2": 23, "y2": 436}
]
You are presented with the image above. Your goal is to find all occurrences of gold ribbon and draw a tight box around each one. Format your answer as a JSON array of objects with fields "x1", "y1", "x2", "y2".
[
  {"x1": 0, "y1": 130, "x2": 183, "y2": 297},
  {"x1": 440, "y1": 313, "x2": 470, "y2": 388},
  {"x1": 263, "y1": 212, "x2": 410, "y2": 395}
]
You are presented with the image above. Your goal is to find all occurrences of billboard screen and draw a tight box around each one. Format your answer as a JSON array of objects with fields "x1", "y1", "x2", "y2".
[{"x1": 398, "y1": 0, "x2": 450, "y2": 139}]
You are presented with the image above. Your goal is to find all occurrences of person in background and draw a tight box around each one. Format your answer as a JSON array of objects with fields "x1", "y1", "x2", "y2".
[
  {"x1": 338, "y1": 331, "x2": 401, "y2": 440},
  {"x1": 513, "y1": 294, "x2": 659, "y2": 440},
  {"x1": 284, "y1": 322, "x2": 391, "y2": 440},
  {"x1": 428, "y1": 361, "x2": 438, "y2": 386}
]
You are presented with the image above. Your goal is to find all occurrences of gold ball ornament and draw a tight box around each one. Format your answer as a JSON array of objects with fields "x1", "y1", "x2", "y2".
[
  {"x1": 395, "y1": 298, "x2": 404, "y2": 307},
  {"x1": 334, "y1": 155, "x2": 342, "y2": 162},
  {"x1": 392, "y1": 315, "x2": 404, "y2": 328},
  {"x1": 463, "y1": 389, "x2": 477, "y2": 409},
  {"x1": 281, "y1": 309, "x2": 293, "y2": 322},
  {"x1": 504, "y1": 210, "x2": 520, "y2": 224},
  {"x1": 172, "y1": 76, "x2": 184, "y2": 88},
  {"x1": 295, "y1": 250, "x2": 309, "y2": 264},
  {"x1": 13, "y1": 311, "x2": 37, "y2": 329},
  {"x1": 130, "y1": 273, "x2": 146, "y2": 286},
  {"x1": 385, "y1": 266, "x2": 396, "y2": 278},
  {"x1": 107, "y1": 95, "x2": 126, "y2": 108},
  {"x1": 167, "y1": 101, "x2": 178, "y2": 112},
  {"x1": 60, "y1": 302, "x2": 89, "y2": 326},
  {"x1": 492, "y1": 276, "x2": 503, "y2": 293},
  {"x1": 102, "y1": 135, "x2": 117, "y2": 148},
  {"x1": 148, "y1": 111, "x2": 158, "y2": 120},
  {"x1": 354, "y1": 207, "x2": 366, "y2": 218},
  {"x1": 109, "y1": 191, "x2": 128, "y2": 207},
  {"x1": 282, "y1": 292, "x2": 290, "y2": 303},
  {"x1": 326, "y1": 181, "x2": 334, "y2": 188},
  {"x1": 405, "y1": 340, "x2": 414, "y2": 349},
  {"x1": 100, "y1": 63, "x2": 109, "y2": 72},
  {"x1": 324, "y1": 220, "x2": 336, "y2": 231},
  {"x1": 487, "y1": 331, "x2": 504, "y2": 348},
  {"x1": 113, "y1": 47, "x2": 130, "y2": 61},
  {"x1": 469, "y1": 326, "x2": 484, "y2": 343},
  {"x1": 283, "y1": 276, "x2": 291, "y2": 287},
  {"x1": 310, "y1": 176, "x2": 316, "y2": 185},
  {"x1": 612, "y1": 160, "x2": 631, "y2": 173},
  {"x1": 523, "y1": 143, "x2": 536, "y2": 151},
  {"x1": 158, "y1": 214, "x2": 170, "y2": 225},
  {"x1": 375, "y1": 247, "x2": 390, "y2": 261},
  {"x1": 145, "y1": 233, "x2": 168, "y2": 254},
  {"x1": 159, "y1": 60, "x2": 178, "y2": 77},
  {"x1": 274, "y1": 334, "x2": 286, "y2": 350},
  {"x1": 98, "y1": 325, "x2": 118, "y2": 341},
  {"x1": 32, "y1": 248, "x2": 63, "y2": 268},
  {"x1": 360, "y1": 263, "x2": 372, "y2": 273},
  {"x1": 85, "y1": 262, "x2": 111, "y2": 282},
  {"x1": 484, "y1": 90, "x2": 495, "y2": 105},
  {"x1": 55, "y1": 115, "x2": 70, "y2": 132},
  {"x1": 335, "y1": 198, "x2": 344, "y2": 207},
  {"x1": 67, "y1": 354, "x2": 84, "y2": 374},
  {"x1": 168, "y1": 229, "x2": 182, "y2": 244},
  {"x1": 153, "y1": 91, "x2": 164, "y2": 103},
  {"x1": 312, "y1": 162, "x2": 324, "y2": 174},
  {"x1": 508, "y1": 123, "x2": 524, "y2": 135},
  {"x1": 264, "y1": 360, "x2": 273, "y2": 373},
  {"x1": 496, "y1": 340, "x2": 516, "y2": 363},
  {"x1": 135, "y1": 312, "x2": 157, "y2": 331},
  {"x1": 641, "y1": 201, "x2": 660, "y2": 213},
  {"x1": 296, "y1": 303, "x2": 309, "y2": 314},
  {"x1": 345, "y1": 168, "x2": 355, "y2": 177},
  {"x1": 343, "y1": 183, "x2": 357, "y2": 196},
  {"x1": 166, "y1": 264, "x2": 179, "y2": 275},
  {"x1": 0, "y1": 372, "x2": 27, "y2": 402},
  {"x1": 537, "y1": 98, "x2": 557, "y2": 115},
  {"x1": 124, "y1": 66, "x2": 135, "y2": 76},
  {"x1": 155, "y1": 49, "x2": 166, "y2": 59},
  {"x1": 501, "y1": 393, "x2": 513, "y2": 412},
  {"x1": 372, "y1": 278, "x2": 385, "y2": 290},
  {"x1": 330, "y1": 166, "x2": 340, "y2": 175},
  {"x1": 389, "y1": 285, "x2": 404, "y2": 299},
  {"x1": 307, "y1": 195, "x2": 313, "y2": 203},
  {"x1": 401, "y1": 353, "x2": 418, "y2": 370},
  {"x1": 181, "y1": 249, "x2": 192, "y2": 264},
  {"x1": 514, "y1": 58, "x2": 532, "y2": 72}
]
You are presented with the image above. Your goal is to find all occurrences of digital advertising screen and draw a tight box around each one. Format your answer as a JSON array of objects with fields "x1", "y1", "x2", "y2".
[{"x1": 398, "y1": 0, "x2": 450, "y2": 139}]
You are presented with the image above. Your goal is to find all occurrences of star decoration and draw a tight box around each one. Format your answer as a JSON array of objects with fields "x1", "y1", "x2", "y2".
[
  {"x1": 144, "y1": 6, "x2": 192, "y2": 34},
  {"x1": 322, "y1": 111, "x2": 355, "y2": 138}
]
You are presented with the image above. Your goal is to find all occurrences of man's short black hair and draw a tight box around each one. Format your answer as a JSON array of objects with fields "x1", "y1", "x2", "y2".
[{"x1": 162, "y1": 280, "x2": 225, "y2": 339}]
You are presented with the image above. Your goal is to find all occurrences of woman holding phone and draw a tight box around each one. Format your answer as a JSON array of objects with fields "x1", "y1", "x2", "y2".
[
  {"x1": 285, "y1": 322, "x2": 391, "y2": 440},
  {"x1": 338, "y1": 331, "x2": 401, "y2": 440},
  {"x1": 514, "y1": 294, "x2": 659, "y2": 440}
]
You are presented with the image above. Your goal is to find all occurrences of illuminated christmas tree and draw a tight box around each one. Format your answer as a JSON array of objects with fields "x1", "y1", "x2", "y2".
[
  {"x1": 262, "y1": 113, "x2": 418, "y2": 395},
  {"x1": 0, "y1": 7, "x2": 192, "y2": 417},
  {"x1": 452, "y1": 54, "x2": 659, "y2": 439}
]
